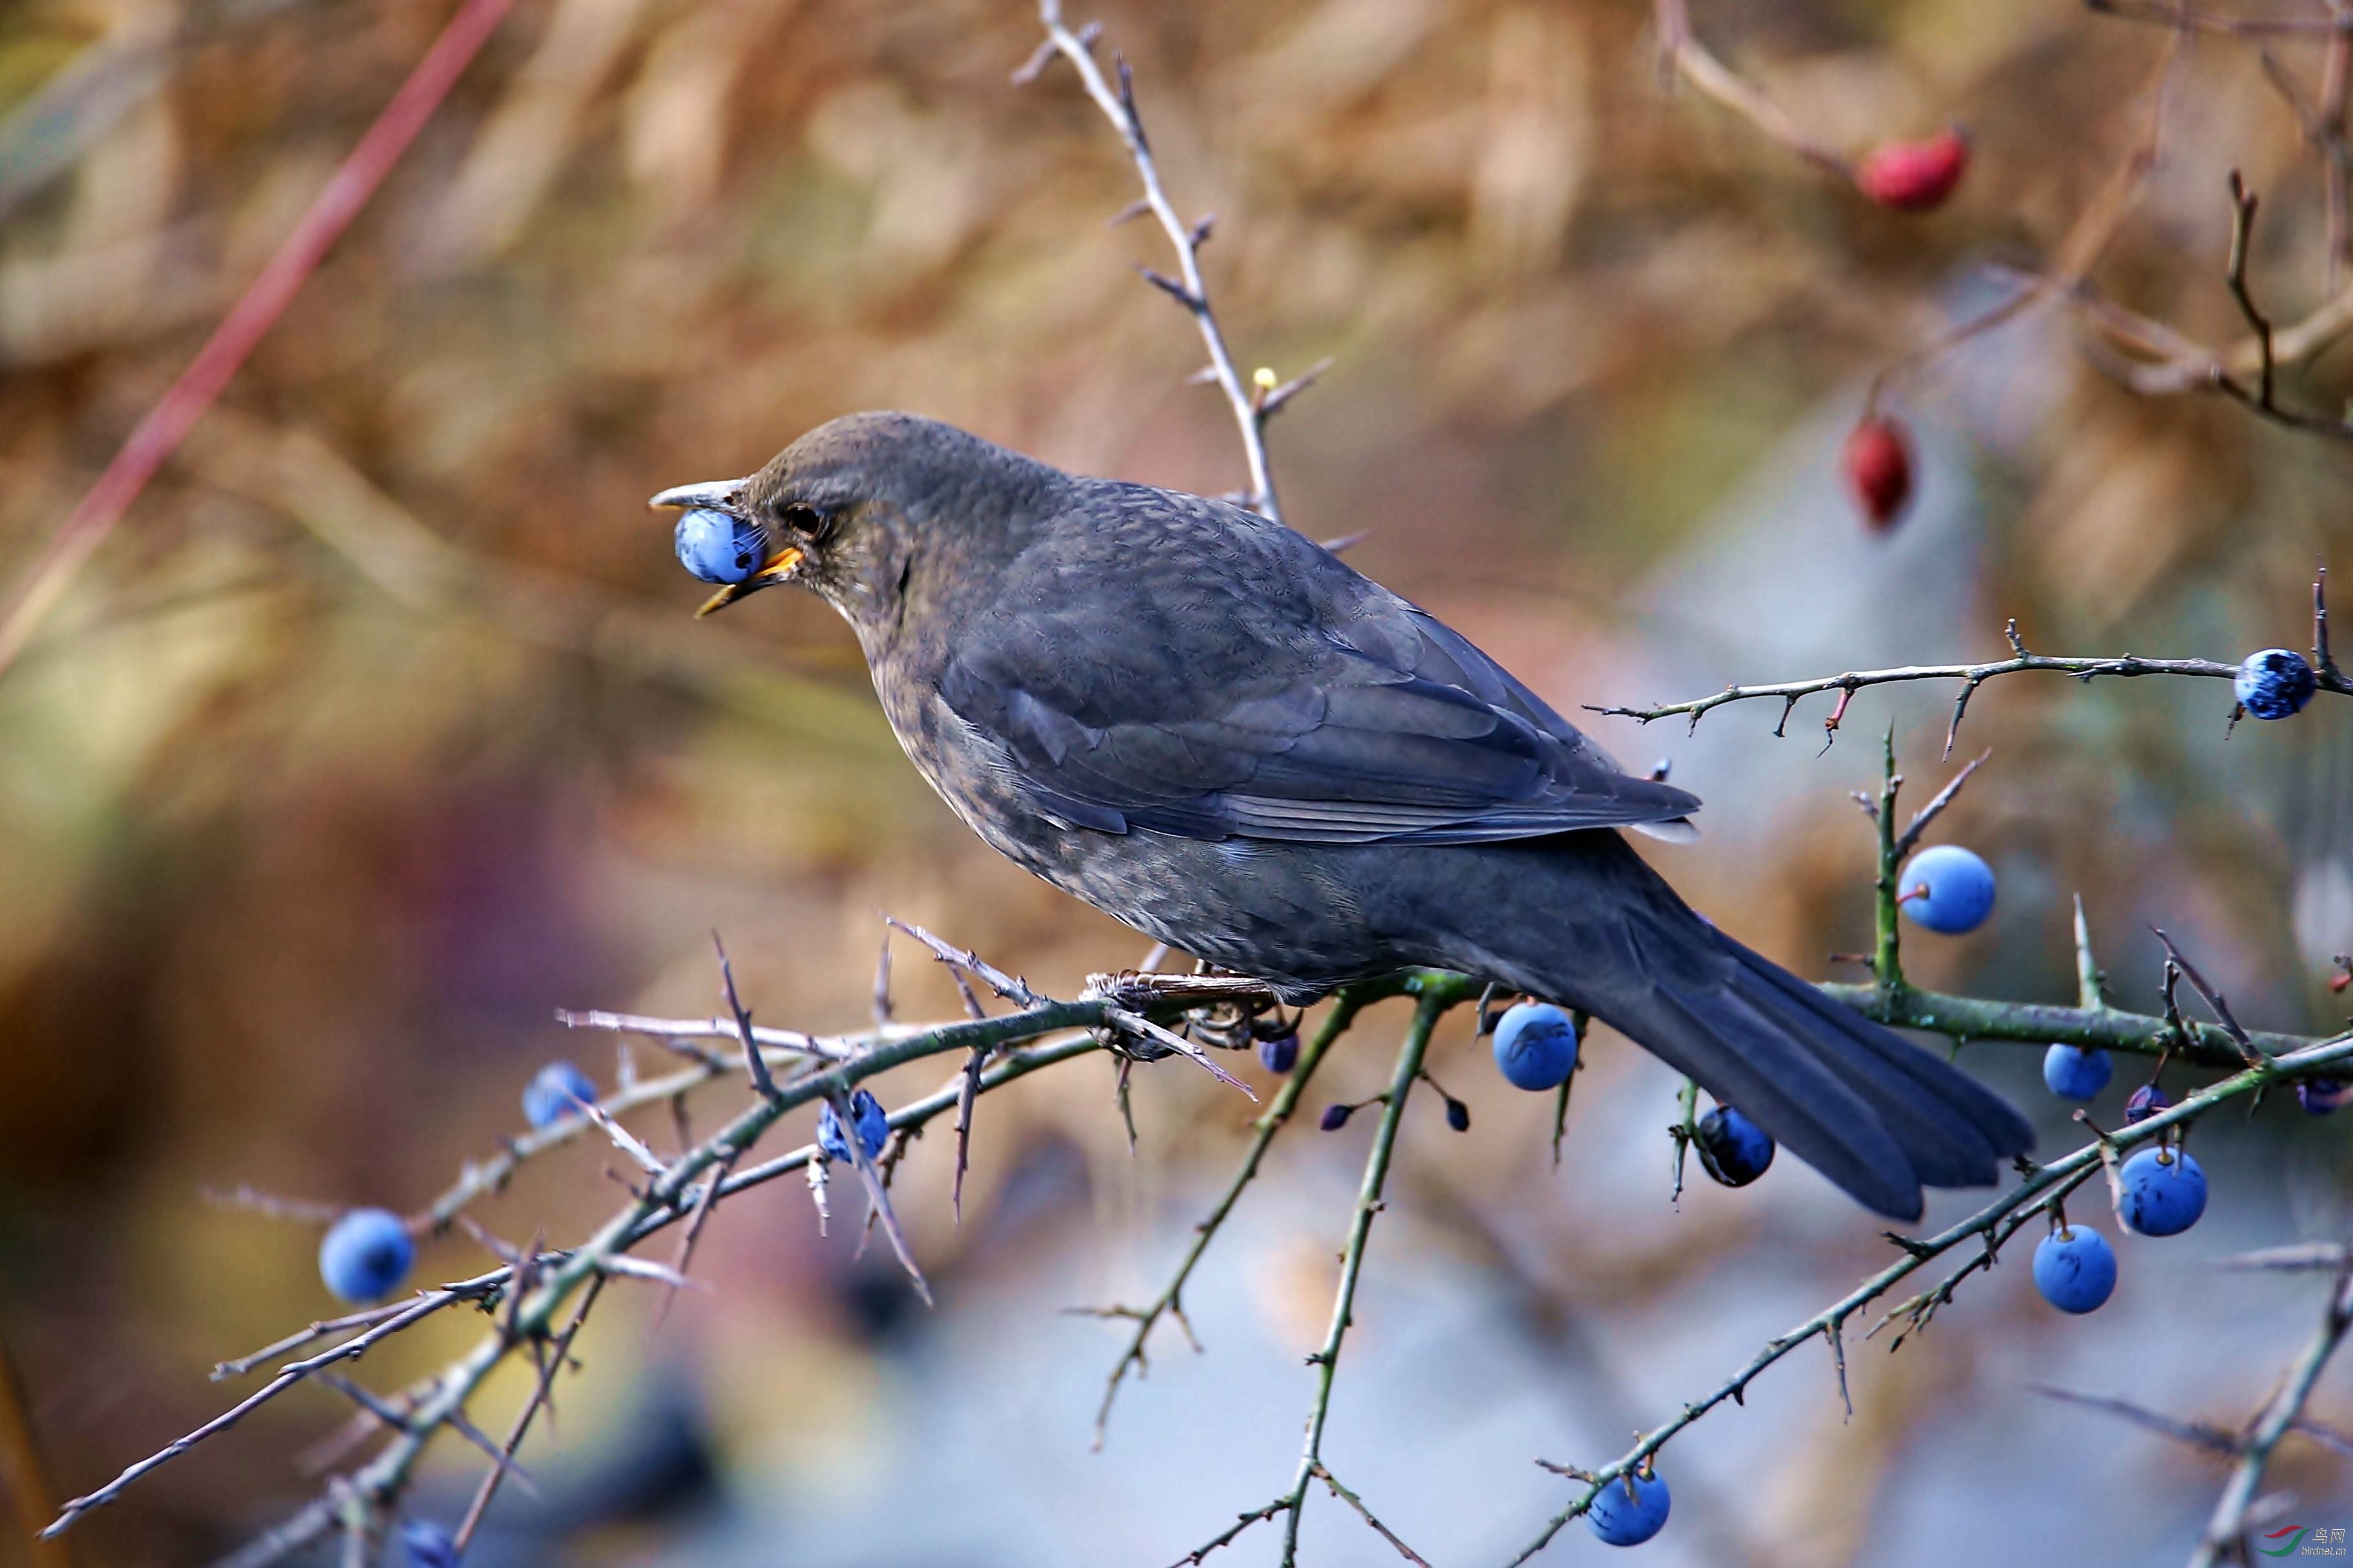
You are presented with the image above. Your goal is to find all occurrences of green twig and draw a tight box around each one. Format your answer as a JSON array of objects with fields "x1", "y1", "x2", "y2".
[{"x1": 1073, "y1": 979, "x2": 1398, "y2": 1447}]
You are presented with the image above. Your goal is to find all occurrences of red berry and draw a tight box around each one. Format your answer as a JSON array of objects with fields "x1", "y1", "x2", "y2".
[
  {"x1": 1842, "y1": 416, "x2": 1913, "y2": 529},
  {"x1": 1855, "y1": 129, "x2": 1968, "y2": 213}
]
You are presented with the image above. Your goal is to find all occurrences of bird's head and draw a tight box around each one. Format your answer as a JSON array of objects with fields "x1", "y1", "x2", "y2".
[{"x1": 650, "y1": 411, "x2": 1050, "y2": 625}]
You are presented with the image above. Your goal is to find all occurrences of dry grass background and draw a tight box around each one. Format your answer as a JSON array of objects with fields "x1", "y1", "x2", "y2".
[{"x1": 3, "y1": 1, "x2": 2352, "y2": 1562}]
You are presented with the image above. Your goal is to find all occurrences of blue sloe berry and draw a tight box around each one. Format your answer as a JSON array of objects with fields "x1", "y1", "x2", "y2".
[
  {"x1": 1897, "y1": 845, "x2": 1996, "y2": 934},
  {"x1": 1258, "y1": 1030, "x2": 1300, "y2": 1074},
  {"x1": 522, "y1": 1060, "x2": 598, "y2": 1129},
  {"x1": 1587, "y1": 1469, "x2": 1671, "y2": 1547},
  {"x1": 673, "y1": 508, "x2": 765, "y2": 585},
  {"x1": 1491, "y1": 1001, "x2": 1578, "y2": 1091},
  {"x1": 401, "y1": 1520, "x2": 458, "y2": 1568},
  {"x1": 2042, "y1": 1045, "x2": 2112, "y2": 1102},
  {"x1": 2118, "y1": 1147, "x2": 2207, "y2": 1237},
  {"x1": 320, "y1": 1208, "x2": 416, "y2": 1303},
  {"x1": 2298, "y1": 1078, "x2": 2353, "y2": 1115},
  {"x1": 818, "y1": 1088, "x2": 889, "y2": 1163},
  {"x1": 2032, "y1": 1225, "x2": 2117, "y2": 1313},
  {"x1": 2235, "y1": 648, "x2": 2316, "y2": 720}
]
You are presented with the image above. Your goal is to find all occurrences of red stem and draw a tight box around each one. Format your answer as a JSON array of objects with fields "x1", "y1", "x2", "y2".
[{"x1": 0, "y1": 0, "x2": 518, "y2": 677}]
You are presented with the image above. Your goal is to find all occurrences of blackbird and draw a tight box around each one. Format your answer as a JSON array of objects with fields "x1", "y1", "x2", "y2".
[{"x1": 653, "y1": 412, "x2": 2032, "y2": 1219}]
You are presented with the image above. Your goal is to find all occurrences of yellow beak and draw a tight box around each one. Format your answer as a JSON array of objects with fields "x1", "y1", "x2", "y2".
[{"x1": 693, "y1": 545, "x2": 804, "y2": 618}]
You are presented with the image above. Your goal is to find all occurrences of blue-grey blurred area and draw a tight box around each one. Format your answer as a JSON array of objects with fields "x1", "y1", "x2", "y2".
[{"x1": 3, "y1": 1, "x2": 2352, "y2": 1563}]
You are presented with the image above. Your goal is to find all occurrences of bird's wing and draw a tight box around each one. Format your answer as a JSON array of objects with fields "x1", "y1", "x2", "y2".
[{"x1": 934, "y1": 485, "x2": 1698, "y2": 845}]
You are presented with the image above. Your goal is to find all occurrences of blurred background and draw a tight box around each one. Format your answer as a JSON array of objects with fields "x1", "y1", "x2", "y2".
[{"x1": 3, "y1": 0, "x2": 2353, "y2": 1562}]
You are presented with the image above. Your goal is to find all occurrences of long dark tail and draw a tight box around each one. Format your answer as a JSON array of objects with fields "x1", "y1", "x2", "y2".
[{"x1": 1432, "y1": 835, "x2": 2036, "y2": 1220}]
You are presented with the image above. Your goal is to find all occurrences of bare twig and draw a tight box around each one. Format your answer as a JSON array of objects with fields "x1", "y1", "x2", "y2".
[
  {"x1": 1589, "y1": 600, "x2": 2352, "y2": 739},
  {"x1": 2190, "y1": 1261, "x2": 2353, "y2": 1567},
  {"x1": 1652, "y1": 0, "x2": 1851, "y2": 177},
  {"x1": 2032, "y1": 1384, "x2": 2242, "y2": 1456},
  {"x1": 1025, "y1": 1, "x2": 1293, "y2": 522},
  {"x1": 2151, "y1": 928, "x2": 2263, "y2": 1062},
  {"x1": 1071, "y1": 981, "x2": 1412, "y2": 1447},
  {"x1": 1170, "y1": 977, "x2": 1470, "y2": 1567}
]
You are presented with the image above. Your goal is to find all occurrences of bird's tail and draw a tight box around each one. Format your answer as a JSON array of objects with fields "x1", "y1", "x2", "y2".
[{"x1": 1435, "y1": 835, "x2": 2035, "y2": 1220}]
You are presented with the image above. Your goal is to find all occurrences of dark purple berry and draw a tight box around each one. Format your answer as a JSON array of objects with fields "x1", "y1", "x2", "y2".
[
  {"x1": 1258, "y1": 1030, "x2": 1300, "y2": 1074},
  {"x1": 2298, "y1": 1078, "x2": 2353, "y2": 1115},
  {"x1": 1693, "y1": 1104, "x2": 1775, "y2": 1187},
  {"x1": 1320, "y1": 1103, "x2": 1353, "y2": 1132},
  {"x1": 1444, "y1": 1098, "x2": 1470, "y2": 1133},
  {"x1": 402, "y1": 1520, "x2": 458, "y2": 1568},
  {"x1": 2124, "y1": 1083, "x2": 2171, "y2": 1123}
]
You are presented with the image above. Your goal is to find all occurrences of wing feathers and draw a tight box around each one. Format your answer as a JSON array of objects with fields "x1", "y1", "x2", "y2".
[{"x1": 937, "y1": 481, "x2": 1702, "y2": 846}]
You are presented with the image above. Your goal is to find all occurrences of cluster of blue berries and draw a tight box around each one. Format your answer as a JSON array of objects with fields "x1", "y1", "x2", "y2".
[
  {"x1": 2027, "y1": 1131, "x2": 2208, "y2": 1314},
  {"x1": 2030, "y1": 1034, "x2": 2213, "y2": 1313}
]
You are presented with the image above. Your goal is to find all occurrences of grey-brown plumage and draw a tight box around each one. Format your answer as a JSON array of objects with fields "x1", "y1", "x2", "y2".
[{"x1": 653, "y1": 411, "x2": 2033, "y2": 1220}]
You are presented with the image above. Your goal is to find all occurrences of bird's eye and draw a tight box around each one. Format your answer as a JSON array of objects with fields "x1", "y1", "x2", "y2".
[{"x1": 780, "y1": 502, "x2": 825, "y2": 536}]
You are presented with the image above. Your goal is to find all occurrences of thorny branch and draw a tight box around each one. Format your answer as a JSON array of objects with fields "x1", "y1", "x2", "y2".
[
  {"x1": 42, "y1": 936, "x2": 1252, "y2": 1559},
  {"x1": 1508, "y1": 1028, "x2": 2353, "y2": 1567},
  {"x1": 1169, "y1": 976, "x2": 1470, "y2": 1568},
  {"x1": 1020, "y1": 2, "x2": 1300, "y2": 524},
  {"x1": 51, "y1": 731, "x2": 2353, "y2": 1566},
  {"x1": 1589, "y1": 571, "x2": 2353, "y2": 751},
  {"x1": 1069, "y1": 981, "x2": 1386, "y2": 1448},
  {"x1": 2190, "y1": 1260, "x2": 2353, "y2": 1568}
]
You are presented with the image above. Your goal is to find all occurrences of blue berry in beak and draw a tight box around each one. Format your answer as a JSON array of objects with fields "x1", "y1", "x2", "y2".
[{"x1": 674, "y1": 507, "x2": 765, "y2": 585}]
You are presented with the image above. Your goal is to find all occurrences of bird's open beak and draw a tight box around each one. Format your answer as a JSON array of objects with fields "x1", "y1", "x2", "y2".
[
  {"x1": 649, "y1": 477, "x2": 804, "y2": 616},
  {"x1": 691, "y1": 547, "x2": 803, "y2": 617}
]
